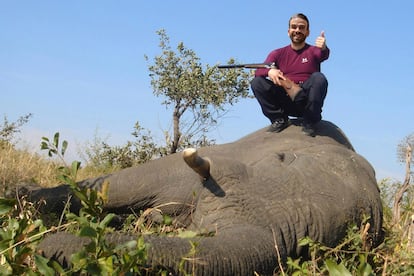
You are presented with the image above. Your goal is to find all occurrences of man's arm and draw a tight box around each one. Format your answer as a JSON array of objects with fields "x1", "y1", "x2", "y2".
[
  {"x1": 255, "y1": 50, "x2": 278, "y2": 77},
  {"x1": 315, "y1": 31, "x2": 330, "y2": 61}
]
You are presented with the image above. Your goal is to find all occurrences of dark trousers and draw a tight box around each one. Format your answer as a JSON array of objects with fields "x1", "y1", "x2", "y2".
[{"x1": 250, "y1": 72, "x2": 328, "y2": 124}]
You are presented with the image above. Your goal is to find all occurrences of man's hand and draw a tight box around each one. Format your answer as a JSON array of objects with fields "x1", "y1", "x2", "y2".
[
  {"x1": 315, "y1": 31, "x2": 327, "y2": 50},
  {"x1": 268, "y1": 68, "x2": 285, "y2": 85},
  {"x1": 268, "y1": 68, "x2": 302, "y2": 100}
]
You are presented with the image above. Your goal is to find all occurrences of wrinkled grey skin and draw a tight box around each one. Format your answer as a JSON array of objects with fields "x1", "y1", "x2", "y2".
[{"x1": 29, "y1": 120, "x2": 383, "y2": 275}]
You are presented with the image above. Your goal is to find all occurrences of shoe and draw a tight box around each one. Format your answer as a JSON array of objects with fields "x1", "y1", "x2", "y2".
[
  {"x1": 302, "y1": 122, "x2": 316, "y2": 137},
  {"x1": 267, "y1": 118, "x2": 290, "y2": 133}
]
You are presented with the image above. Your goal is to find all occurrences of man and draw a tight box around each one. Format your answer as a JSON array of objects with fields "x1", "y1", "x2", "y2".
[{"x1": 251, "y1": 13, "x2": 330, "y2": 136}]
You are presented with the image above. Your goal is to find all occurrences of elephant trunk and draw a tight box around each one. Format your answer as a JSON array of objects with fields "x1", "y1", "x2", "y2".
[
  {"x1": 182, "y1": 148, "x2": 210, "y2": 179},
  {"x1": 37, "y1": 225, "x2": 280, "y2": 275}
]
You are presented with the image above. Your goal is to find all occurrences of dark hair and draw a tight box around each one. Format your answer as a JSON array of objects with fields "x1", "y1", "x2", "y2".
[{"x1": 289, "y1": 13, "x2": 310, "y2": 30}]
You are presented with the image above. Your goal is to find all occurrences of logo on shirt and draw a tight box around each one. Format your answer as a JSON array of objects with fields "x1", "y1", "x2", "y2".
[{"x1": 302, "y1": 57, "x2": 308, "y2": 63}]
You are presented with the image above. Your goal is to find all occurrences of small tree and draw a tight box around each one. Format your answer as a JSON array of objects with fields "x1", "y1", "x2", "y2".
[
  {"x1": 0, "y1": 113, "x2": 33, "y2": 146},
  {"x1": 393, "y1": 133, "x2": 414, "y2": 224},
  {"x1": 388, "y1": 132, "x2": 414, "y2": 259},
  {"x1": 145, "y1": 29, "x2": 251, "y2": 154}
]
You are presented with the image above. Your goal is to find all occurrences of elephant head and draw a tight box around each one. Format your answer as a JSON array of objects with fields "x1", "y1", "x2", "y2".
[{"x1": 32, "y1": 120, "x2": 383, "y2": 275}]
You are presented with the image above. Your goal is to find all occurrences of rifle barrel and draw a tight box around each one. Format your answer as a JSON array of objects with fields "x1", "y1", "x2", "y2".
[
  {"x1": 218, "y1": 63, "x2": 274, "y2": 69},
  {"x1": 217, "y1": 64, "x2": 245, "y2": 69}
]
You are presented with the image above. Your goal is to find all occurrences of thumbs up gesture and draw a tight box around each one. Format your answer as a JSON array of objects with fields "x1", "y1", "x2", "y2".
[{"x1": 315, "y1": 31, "x2": 327, "y2": 50}]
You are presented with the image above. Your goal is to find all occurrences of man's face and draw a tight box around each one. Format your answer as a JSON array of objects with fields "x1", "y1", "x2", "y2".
[{"x1": 288, "y1": 17, "x2": 309, "y2": 45}]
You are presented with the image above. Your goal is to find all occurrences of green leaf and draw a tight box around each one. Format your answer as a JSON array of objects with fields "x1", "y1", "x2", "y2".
[
  {"x1": 48, "y1": 259, "x2": 65, "y2": 274},
  {"x1": 71, "y1": 250, "x2": 88, "y2": 270},
  {"x1": 53, "y1": 132, "x2": 60, "y2": 148},
  {"x1": 71, "y1": 161, "x2": 81, "y2": 178},
  {"x1": 34, "y1": 254, "x2": 55, "y2": 276},
  {"x1": 61, "y1": 140, "x2": 68, "y2": 156},
  {"x1": 40, "y1": 141, "x2": 49, "y2": 150},
  {"x1": 162, "y1": 214, "x2": 172, "y2": 226},
  {"x1": 72, "y1": 189, "x2": 88, "y2": 203},
  {"x1": 98, "y1": 256, "x2": 114, "y2": 274},
  {"x1": 298, "y1": 236, "x2": 313, "y2": 246},
  {"x1": 67, "y1": 212, "x2": 89, "y2": 225},
  {"x1": 176, "y1": 230, "x2": 198, "y2": 239},
  {"x1": 79, "y1": 226, "x2": 97, "y2": 238},
  {"x1": 286, "y1": 257, "x2": 302, "y2": 270},
  {"x1": 48, "y1": 148, "x2": 57, "y2": 157},
  {"x1": 57, "y1": 174, "x2": 71, "y2": 185},
  {"x1": 325, "y1": 259, "x2": 352, "y2": 276},
  {"x1": 99, "y1": 213, "x2": 115, "y2": 229},
  {"x1": 0, "y1": 261, "x2": 12, "y2": 275},
  {"x1": 358, "y1": 254, "x2": 374, "y2": 276},
  {"x1": 0, "y1": 198, "x2": 16, "y2": 215},
  {"x1": 115, "y1": 240, "x2": 137, "y2": 251}
]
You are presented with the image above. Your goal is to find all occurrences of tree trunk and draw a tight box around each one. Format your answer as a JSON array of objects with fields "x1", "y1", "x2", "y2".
[
  {"x1": 393, "y1": 144, "x2": 412, "y2": 224},
  {"x1": 171, "y1": 104, "x2": 181, "y2": 154},
  {"x1": 408, "y1": 214, "x2": 414, "y2": 249}
]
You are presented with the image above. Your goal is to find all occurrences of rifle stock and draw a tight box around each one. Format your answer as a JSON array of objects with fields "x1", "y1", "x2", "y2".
[{"x1": 218, "y1": 63, "x2": 276, "y2": 69}]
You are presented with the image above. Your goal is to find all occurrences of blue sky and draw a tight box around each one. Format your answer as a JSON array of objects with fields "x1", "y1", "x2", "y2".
[{"x1": 1, "y1": 1, "x2": 413, "y2": 181}]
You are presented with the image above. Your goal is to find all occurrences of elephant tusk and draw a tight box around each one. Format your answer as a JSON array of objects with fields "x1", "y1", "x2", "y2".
[{"x1": 182, "y1": 148, "x2": 210, "y2": 179}]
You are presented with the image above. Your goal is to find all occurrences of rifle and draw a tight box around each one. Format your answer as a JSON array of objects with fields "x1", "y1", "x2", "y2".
[
  {"x1": 217, "y1": 62, "x2": 276, "y2": 69},
  {"x1": 218, "y1": 62, "x2": 301, "y2": 100}
]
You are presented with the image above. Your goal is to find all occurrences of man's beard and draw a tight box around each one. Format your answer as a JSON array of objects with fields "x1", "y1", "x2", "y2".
[{"x1": 290, "y1": 33, "x2": 306, "y2": 45}]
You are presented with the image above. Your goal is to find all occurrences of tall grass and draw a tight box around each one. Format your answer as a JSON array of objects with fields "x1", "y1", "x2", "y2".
[
  {"x1": 0, "y1": 142, "x2": 116, "y2": 197},
  {"x1": 0, "y1": 143, "x2": 60, "y2": 195}
]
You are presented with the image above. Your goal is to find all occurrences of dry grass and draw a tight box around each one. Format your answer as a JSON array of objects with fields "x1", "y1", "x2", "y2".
[
  {"x1": 0, "y1": 143, "x2": 60, "y2": 194},
  {"x1": 0, "y1": 142, "x2": 117, "y2": 196}
]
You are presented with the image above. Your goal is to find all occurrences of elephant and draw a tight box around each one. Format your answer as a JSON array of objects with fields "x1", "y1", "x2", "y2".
[{"x1": 26, "y1": 119, "x2": 383, "y2": 275}]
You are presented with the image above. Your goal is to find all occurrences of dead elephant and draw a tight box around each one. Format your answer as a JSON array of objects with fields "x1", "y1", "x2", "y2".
[{"x1": 25, "y1": 120, "x2": 383, "y2": 275}]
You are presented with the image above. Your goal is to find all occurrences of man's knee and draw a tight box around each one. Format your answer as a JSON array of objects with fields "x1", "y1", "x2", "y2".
[
  {"x1": 311, "y1": 72, "x2": 328, "y2": 88},
  {"x1": 250, "y1": 76, "x2": 267, "y2": 92}
]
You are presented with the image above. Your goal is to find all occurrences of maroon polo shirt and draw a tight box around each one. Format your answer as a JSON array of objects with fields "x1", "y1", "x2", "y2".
[{"x1": 255, "y1": 44, "x2": 330, "y2": 84}]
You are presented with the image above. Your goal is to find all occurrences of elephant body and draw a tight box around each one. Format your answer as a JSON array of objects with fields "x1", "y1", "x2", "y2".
[{"x1": 31, "y1": 120, "x2": 383, "y2": 275}]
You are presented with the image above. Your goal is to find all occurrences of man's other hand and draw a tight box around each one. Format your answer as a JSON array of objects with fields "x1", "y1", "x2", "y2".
[{"x1": 315, "y1": 31, "x2": 327, "y2": 50}]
